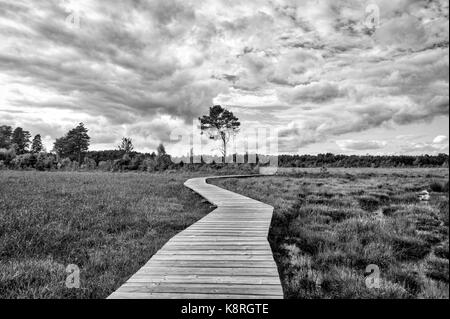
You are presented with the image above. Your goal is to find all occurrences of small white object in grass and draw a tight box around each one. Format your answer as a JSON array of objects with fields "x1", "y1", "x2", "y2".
[{"x1": 418, "y1": 190, "x2": 430, "y2": 201}]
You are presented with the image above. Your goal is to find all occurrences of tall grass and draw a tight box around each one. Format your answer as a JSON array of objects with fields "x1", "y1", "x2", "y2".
[
  {"x1": 0, "y1": 171, "x2": 212, "y2": 299},
  {"x1": 212, "y1": 168, "x2": 449, "y2": 299}
]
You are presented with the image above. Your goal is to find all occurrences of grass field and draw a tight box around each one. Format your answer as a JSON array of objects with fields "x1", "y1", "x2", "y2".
[
  {"x1": 212, "y1": 168, "x2": 449, "y2": 299},
  {"x1": 0, "y1": 171, "x2": 214, "y2": 299}
]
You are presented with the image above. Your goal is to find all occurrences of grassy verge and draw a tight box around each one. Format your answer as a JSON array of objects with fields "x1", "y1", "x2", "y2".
[
  {"x1": 0, "y1": 171, "x2": 213, "y2": 299},
  {"x1": 211, "y1": 168, "x2": 449, "y2": 299}
]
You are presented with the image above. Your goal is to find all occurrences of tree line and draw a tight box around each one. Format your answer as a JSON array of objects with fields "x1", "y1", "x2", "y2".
[
  {"x1": 0, "y1": 122, "x2": 175, "y2": 171},
  {"x1": 0, "y1": 126, "x2": 44, "y2": 154},
  {"x1": 0, "y1": 105, "x2": 448, "y2": 171},
  {"x1": 278, "y1": 153, "x2": 449, "y2": 168}
]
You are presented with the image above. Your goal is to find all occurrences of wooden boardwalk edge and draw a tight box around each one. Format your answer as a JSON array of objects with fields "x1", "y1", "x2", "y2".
[{"x1": 108, "y1": 174, "x2": 283, "y2": 299}]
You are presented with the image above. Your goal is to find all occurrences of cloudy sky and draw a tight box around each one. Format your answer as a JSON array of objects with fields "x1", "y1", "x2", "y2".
[{"x1": 0, "y1": 0, "x2": 448, "y2": 155}]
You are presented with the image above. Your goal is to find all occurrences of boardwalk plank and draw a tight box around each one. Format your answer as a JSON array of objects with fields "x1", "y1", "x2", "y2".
[{"x1": 108, "y1": 175, "x2": 283, "y2": 299}]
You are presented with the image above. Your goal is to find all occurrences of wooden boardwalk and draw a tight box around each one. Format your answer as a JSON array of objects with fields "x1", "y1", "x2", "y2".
[{"x1": 108, "y1": 176, "x2": 283, "y2": 299}]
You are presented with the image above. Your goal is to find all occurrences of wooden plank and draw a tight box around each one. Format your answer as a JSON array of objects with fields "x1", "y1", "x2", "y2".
[
  {"x1": 109, "y1": 292, "x2": 282, "y2": 299},
  {"x1": 116, "y1": 283, "x2": 283, "y2": 295},
  {"x1": 143, "y1": 262, "x2": 277, "y2": 268},
  {"x1": 151, "y1": 255, "x2": 275, "y2": 261},
  {"x1": 126, "y1": 275, "x2": 281, "y2": 285},
  {"x1": 108, "y1": 175, "x2": 283, "y2": 299},
  {"x1": 133, "y1": 267, "x2": 280, "y2": 276},
  {"x1": 156, "y1": 250, "x2": 272, "y2": 255}
]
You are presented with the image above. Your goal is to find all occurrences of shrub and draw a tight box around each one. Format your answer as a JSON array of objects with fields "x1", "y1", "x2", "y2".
[
  {"x1": 358, "y1": 195, "x2": 381, "y2": 212},
  {"x1": 430, "y1": 181, "x2": 446, "y2": 193},
  {"x1": 82, "y1": 157, "x2": 96, "y2": 170},
  {"x1": 382, "y1": 205, "x2": 402, "y2": 217},
  {"x1": 111, "y1": 154, "x2": 131, "y2": 171},
  {"x1": 156, "y1": 154, "x2": 172, "y2": 171},
  {"x1": 0, "y1": 148, "x2": 16, "y2": 166},
  {"x1": 98, "y1": 160, "x2": 112, "y2": 171},
  {"x1": 0, "y1": 160, "x2": 5, "y2": 170},
  {"x1": 128, "y1": 155, "x2": 145, "y2": 171},
  {"x1": 35, "y1": 153, "x2": 56, "y2": 171},
  {"x1": 142, "y1": 158, "x2": 157, "y2": 172},
  {"x1": 11, "y1": 153, "x2": 37, "y2": 169},
  {"x1": 57, "y1": 157, "x2": 72, "y2": 170}
]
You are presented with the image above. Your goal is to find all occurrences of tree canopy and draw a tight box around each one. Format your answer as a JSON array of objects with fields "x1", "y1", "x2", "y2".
[
  {"x1": 199, "y1": 105, "x2": 240, "y2": 160},
  {"x1": 54, "y1": 123, "x2": 90, "y2": 163},
  {"x1": 12, "y1": 127, "x2": 31, "y2": 154},
  {"x1": 118, "y1": 137, "x2": 134, "y2": 154},
  {"x1": 31, "y1": 134, "x2": 44, "y2": 153},
  {"x1": 0, "y1": 125, "x2": 12, "y2": 149}
]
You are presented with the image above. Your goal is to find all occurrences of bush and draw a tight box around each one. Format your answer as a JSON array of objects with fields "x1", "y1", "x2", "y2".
[
  {"x1": 35, "y1": 153, "x2": 56, "y2": 171},
  {"x1": 0, "y1": 148, "x2": 16, "y2": 166},
  {"x1": 11, "y1": 154, "x2": 37, "y2": 169},
  {"x1": 98, "y1": 160, "x2": 112, "y2": 171},
  {"x1": 156, "y1": 154, "x2": 172, "y2": 171},
  {"x1": 358, "y1": 195, "x2": 381, "y2": 212},
  {"x1": 57, "y1": 157, "x2": 72, "y2": 170},
  {"x1": 111, "y1": 154, "x2": 131, "y2": 171},
  {"x1": 142, "y1": 158, "x2": 157, "y2": 172},
  {"x1": 128, "y1": 155, "x2": 145, "y2": 171},
  {"x1": 430, "y1": 181, "x2": 448, "y2": 193},
  {"x1": 82, "y1": 157, "x2": 96, "y2": 170},
  {"x1": 382, "y1": 205, "x2": 402, "y2": 217}
]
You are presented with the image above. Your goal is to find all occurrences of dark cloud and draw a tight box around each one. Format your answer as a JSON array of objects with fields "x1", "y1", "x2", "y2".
[{"x1": 0, "y1": 0, "x2": 448, "y2": 153}]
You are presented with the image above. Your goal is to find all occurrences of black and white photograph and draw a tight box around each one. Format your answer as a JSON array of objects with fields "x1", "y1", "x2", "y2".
[{"x1": 0, "y1": 0, "x2": 449, "y2": 307}]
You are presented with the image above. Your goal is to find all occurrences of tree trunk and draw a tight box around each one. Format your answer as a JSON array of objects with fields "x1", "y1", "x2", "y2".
[{"x1": 222, "y1": 135, "x2": 227, "y2": 164}]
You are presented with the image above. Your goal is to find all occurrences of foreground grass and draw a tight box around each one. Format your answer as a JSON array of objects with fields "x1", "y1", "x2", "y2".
[
  {"x1": 212, "y1": 168, "x2": 449, "y2": 299},
  {"x1": 0, "y1": 171, "x2": 212, "y2": 299}
]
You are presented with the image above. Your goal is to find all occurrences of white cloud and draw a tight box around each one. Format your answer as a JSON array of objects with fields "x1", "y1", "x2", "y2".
[
  {"x1": 336, "y1": 139, "x2": 387, "y2": 151},
  {"x1": 400, "y1": 135, "x2": 449, "y2": 154},
  {"x1": 433, "y1": 135, "x2": 448, "y2": 144}
]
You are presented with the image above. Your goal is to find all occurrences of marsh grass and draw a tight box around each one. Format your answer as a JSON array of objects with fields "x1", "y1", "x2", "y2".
[
  {"x1": 212, "y1": 168, "x2": 449, "y2": 299},
  {"x1": 0, "y1": 171, "x2": 213, "y2": 298}
]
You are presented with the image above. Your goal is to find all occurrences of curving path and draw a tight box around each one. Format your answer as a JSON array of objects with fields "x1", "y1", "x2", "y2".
[{"x1": 108, "y1": 175, "x2": 283, "y2": 299}]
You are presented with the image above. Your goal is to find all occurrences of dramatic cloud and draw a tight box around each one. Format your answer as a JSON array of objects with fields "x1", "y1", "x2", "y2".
[
  {"x1": 336, "y1": 139, "x2": 387, "y2": 151},
  {"x1": 0, "y1": 0, "x2": 448, "y2": 154}
]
